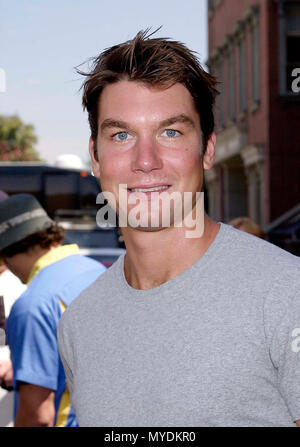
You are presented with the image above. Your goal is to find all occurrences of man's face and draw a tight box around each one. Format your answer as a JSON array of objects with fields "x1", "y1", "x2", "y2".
[{"x1": 90, "y1": 80, "x2": 215, "y2": 230}]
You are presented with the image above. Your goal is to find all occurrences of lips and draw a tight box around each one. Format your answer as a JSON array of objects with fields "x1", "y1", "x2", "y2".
[{"x1": 129, "y1": 185, "x2": 170, "y2": 193}]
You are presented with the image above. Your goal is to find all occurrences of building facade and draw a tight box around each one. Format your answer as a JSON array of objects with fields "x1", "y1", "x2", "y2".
[{"x1": 206, "y1": 0, "x2": 300, "y2": 228}]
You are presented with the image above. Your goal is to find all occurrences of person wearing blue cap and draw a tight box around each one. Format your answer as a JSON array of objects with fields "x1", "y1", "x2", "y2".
[{"x1": 0, "y1": 193, "x2": 106, "y2": 426}]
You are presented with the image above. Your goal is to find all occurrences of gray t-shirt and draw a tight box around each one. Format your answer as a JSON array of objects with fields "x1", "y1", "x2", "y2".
[{"x1": 58, "y1": 223, "x2": 300, "y2": 427}]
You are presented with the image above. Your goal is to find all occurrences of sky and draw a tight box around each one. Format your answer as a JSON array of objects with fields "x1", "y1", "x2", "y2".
[{"x1": 0, "y1": 0, "x2": 208, "y2": 165}]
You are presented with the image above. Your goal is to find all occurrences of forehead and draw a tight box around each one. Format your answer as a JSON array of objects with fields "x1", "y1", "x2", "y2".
[{"x1": 98, "y1": 80, "x2": 199, "y2": 125}]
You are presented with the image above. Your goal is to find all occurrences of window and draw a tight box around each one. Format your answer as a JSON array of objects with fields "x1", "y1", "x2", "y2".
[
  {"x1": 238, "y1": 35, "x2": 247, "y2": 113},
  {"x1": 0, "y1": 172, "x2": 43, "y2": 204},
  {"x1": 286, "y1": 2, "x2": 300, "y2": 92},
  {"x1": 44, "y1": 173, "x2": 79, "y2": 215},
  {"x1": 208, "y1": 0, "x2": 223, "y2": 17},
  {"x1": 250, "y1": 12, "x2": 260, "y2": 104},
  {"x1": 279, "y1": 0, "x2": 300, "y2": 94},
  {"x1": 208, "y1": 0, "x2": 215, "y2": 12},
  {"x1": 218, "y1": 58, "x2": 225, "y2": 129},
  {"x1": 80, "y1": 175, "x2": 101, "y2": 208},
  {"x1": 228, "y1": 46, "x2": 236, "y2": 121}
]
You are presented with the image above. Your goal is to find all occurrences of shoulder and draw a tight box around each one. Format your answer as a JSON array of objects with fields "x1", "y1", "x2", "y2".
[
  {"x1": 30, "y1": 254, "x2": 104, "y2": 286},
  {"x1": 28, "y1": 254, "x2": 105, "y2": 303},
  {"x1": 220, "y1": 223, "x2": 300, "y2": 319},
  {"x1": 59, "y1": 255, "x2": 122, "y2": 330},
  {"x1": 10, "y1": 255, "x2": 106, "y2": 325},
  {"x1": 7, "y1": 285, "x2": 59, "y2": 324},
  {"x1": 221, "y1": 223, "x2": 300, "y2": 279}
]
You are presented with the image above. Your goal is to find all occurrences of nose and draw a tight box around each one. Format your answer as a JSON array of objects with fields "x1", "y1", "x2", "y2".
[{"x1": 131, "y1": 136, "x2": 163, "y2": 173}]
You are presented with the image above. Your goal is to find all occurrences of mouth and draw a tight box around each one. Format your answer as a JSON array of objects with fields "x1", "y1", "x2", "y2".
[
  {"x1": 128, "y1": 185, "x2": 170, "y2": 193},
  {"x1": 129, "y1": 185, "x2": 170, "y2": 193}
]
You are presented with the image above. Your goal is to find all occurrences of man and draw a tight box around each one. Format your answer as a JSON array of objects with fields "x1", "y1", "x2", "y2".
[
  {"x1": 58, "y1": 31, "x2": 300, "y2": 427},
  {"x1": 0, "y1": 194, "x2": 106, "y2": 426}
]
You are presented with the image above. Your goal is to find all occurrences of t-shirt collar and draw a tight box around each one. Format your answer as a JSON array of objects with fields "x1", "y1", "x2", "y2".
[{"x1": 26, "y1": 244, "x2": 79, "y2": 284}]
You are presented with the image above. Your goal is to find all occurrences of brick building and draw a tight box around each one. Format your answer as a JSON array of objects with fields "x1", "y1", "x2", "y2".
[{"x1": 206, "y1": 0, "x2": 300, "y2": 229}]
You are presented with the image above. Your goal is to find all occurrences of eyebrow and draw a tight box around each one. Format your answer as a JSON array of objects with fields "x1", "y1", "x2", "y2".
[
  {"x1": 159, "y1": 114, "x2": 196, "y2": 129},
  {"x1": 100, "y1": 114, "x2": 196, "y2": 133},
  {"x1": 100, "y1": 119, "x2": 130, "y2": 133}
]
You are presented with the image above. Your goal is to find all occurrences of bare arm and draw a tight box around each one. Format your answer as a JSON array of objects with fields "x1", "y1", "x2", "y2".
[
  {"x1": 296, "y1": 420, "x2": 300, "y2": 427},
  {"x1": 0, "y1": 360, "x2": 13, "y2": 389},
  {"x1": 14, "y1": 383, "x2": 55, "y2": 427}
]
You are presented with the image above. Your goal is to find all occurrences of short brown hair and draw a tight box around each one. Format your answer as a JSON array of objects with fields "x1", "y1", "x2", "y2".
[
  {"x1": 79, "y1": 29, "x2": 219, "y2": 158},
  {"x1": 0, "y1": 224, "x2": 65, "y2": 258}
]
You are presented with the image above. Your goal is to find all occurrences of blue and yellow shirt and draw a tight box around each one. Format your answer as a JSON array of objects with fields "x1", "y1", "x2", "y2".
[{"x1": 6, "y1": 245, "x2": 106, "y2": 426}]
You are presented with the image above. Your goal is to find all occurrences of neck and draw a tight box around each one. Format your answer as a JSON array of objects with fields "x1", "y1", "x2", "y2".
[
  {"x1": 122, "y1": 214, "x2": 220, "y2": 290},
  {"x1": 25, "y1": 246, "x2": 55, "y2": 281},
  {"x1": 17, "y1": 245, "x2": 59, "y2": 284}
]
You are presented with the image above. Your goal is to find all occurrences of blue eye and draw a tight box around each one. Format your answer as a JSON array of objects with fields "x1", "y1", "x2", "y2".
[
  {"x1": 114, "y1": 131, "x2": 129, "y2": 141},
  {"x1": 163, "y1": 129, "x2": 180, "y2": 138}
]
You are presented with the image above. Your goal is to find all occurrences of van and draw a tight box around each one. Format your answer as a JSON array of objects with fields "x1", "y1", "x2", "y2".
[{"x1": 0, "y1": 162, "x2": 101, "y2": 217}]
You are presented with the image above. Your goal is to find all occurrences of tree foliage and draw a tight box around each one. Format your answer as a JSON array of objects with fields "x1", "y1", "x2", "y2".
[{"x1": 0, "y1": 115, "x2": 41, "y2": 161}]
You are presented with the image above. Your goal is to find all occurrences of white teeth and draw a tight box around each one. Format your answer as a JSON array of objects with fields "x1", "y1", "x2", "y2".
[{"x1": 130, "y1": 186, "x2": 169, "y2": 192}]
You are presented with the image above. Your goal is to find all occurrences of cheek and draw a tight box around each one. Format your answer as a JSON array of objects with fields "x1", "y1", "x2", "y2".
[
  {"x1": 99, "y1": 152, "x2": 128, "y2": 184},
  {"x1": 172, "y1": 148, "x2": 202, "y2": 175}
]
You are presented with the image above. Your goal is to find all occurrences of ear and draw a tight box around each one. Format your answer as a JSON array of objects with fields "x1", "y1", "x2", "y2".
[
  {"x1": 89, "y1": 137, "x2": 100, "y2": 178},
  {"x1": 203, "y1": 132, "x2": 216, "y2": 171}
]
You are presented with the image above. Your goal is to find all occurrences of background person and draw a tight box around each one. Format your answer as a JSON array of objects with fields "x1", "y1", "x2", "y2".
[
  {"x1": 228, "y1": 216, "x2": 265, "y2": 239},
  {"x1": 0, "y1": 190, "x2": 26, "y2": 427},
  {"x1": 0, "y1": 259, "x2": 26, "y2": 427},
  {"x1": 0, "y1": 193, "x2": 106, "y2": 426}
]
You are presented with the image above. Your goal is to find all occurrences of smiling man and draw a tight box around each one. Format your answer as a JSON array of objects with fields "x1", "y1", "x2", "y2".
[{"x1": 58, "y1": 30, "x2": 300, "y2": 427}]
